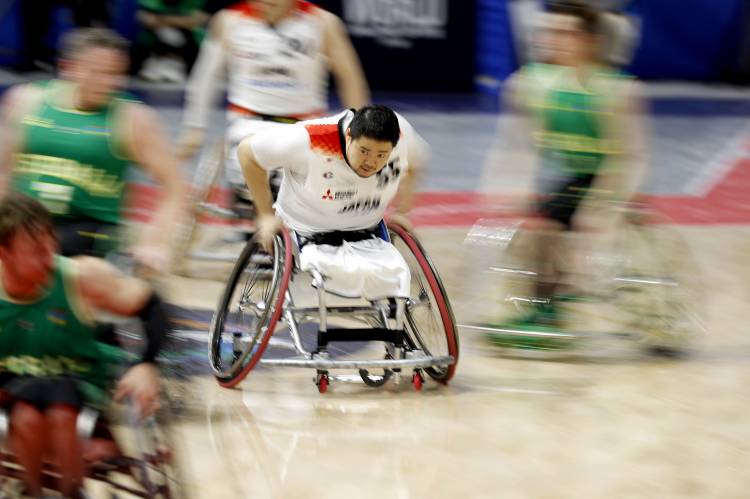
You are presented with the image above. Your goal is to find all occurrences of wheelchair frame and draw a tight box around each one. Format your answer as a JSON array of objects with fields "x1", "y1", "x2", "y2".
[
  {"x1": 0, "y1": 397, "x2": 183, "y2": 498},
  {"x1": 208, "y1": 222, "x2": 459, "y2": 392},
  {"x1": 460, "y1": 200, "x2": 705, "y2": 354}
]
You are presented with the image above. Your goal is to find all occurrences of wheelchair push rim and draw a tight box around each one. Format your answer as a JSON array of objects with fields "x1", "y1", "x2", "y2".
[
  {"x1": 209, "y1": 229, "x2": 293, "y2": 387},
  {"x1": 388, "y1": 223, "x2": 459, "y2": 382}
]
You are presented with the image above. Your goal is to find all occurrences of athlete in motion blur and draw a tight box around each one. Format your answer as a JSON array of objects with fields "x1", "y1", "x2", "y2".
[
  {"x1": 0, "y1": 28, "x2": 186, "y2": 270},
  {"x1": 237, "y1": 104, "x2": 428, "y2": 300},
  {"x1": 179, "y1": 0, "x2": 370, "y2": 202},
  {"x1": 0, "y1": 193, "x2": 167, "y2": 497},
  {"x1": 486, "y1": 0, "x2": 647, "y2": 336}
]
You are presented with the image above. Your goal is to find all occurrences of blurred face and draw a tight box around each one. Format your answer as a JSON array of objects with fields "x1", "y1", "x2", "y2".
[
  {"x1": 345, "y1": 130, "x2": 394, "y2": 178},
  {"x1": 63, "y1": 46, "x2": 128, "y2": 109},
  {"x1": 254, "y1": 0, "x2": 297, "y2": 21},
  {"x1": 0, "y1": 228, "x2": 56, "y2": 296},
  {"x1": 534, "y1": 13, "x2": 597, "y2": 66}
]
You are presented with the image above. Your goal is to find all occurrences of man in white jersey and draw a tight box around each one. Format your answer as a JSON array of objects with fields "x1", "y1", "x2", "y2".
[
  {"x1": 179, "y1": 0, "x2": 369, "y2": 192},
  {"x1": 237, "y1": 105, "x2": 429, "y2": 299}
]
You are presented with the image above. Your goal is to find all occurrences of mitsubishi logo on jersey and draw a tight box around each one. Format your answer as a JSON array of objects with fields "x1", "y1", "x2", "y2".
[{"x1": 322, "y1": 189, "x2": 333, "y2": 200}]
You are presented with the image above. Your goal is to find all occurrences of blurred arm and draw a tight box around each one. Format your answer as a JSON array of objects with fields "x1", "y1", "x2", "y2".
[
  {"x1": 322, "y1": 12, "x2": 370, "y2": 109},
  {"x1": 75, "y1": 257, "x2": 163, "y2": 415},
  {"x1": 0, "y1": 85, "x2": 43, "y2": 199},
  {"x1": 180, "y1": 12, "x2": 229, "y2": 158},
  {"x1": 395, "y1": 121, "x2": 430, "y2": 215},
  {"x1": 237, "y1": 138, "x2": 275, "y2": 219},
  {"x1": 573, "y1": 79, "x2": 649, "y2": 230},
  {"x1": 589, "y1": 78, "x2": 649, "y2": 203},
  {"x1": 158, "y1": 11, "x2": 210, "y2": 29},
  {"x1": 122, "y1": 103, "x2": 188, "y2": 256},
  {"x1": 76, "y1": 256, "x2": 153, "y2": 316},
  {"x1": 478, "y1": 72, "x2": 538, "y2": 211}
]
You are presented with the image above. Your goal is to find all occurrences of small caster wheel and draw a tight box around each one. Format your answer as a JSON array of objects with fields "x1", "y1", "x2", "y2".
[
  {"x1": 317, "y1": 373, "x2": 329, "y2": 394},
  {"x1": 412, "y1": 370, "x2": 424, "y2": 391}
]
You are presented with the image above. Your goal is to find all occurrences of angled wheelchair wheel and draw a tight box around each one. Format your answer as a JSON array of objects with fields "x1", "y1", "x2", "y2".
[
  {"x1": 388, "y1": 223, "x2": 459, "y2": 382},
  {"x1": 605, "y1": 214, "x2": 705, "y2": 351},
  {"x1": 123, "y1": 394, "x2": 186, "y2": 499},
  {"x1": 209, "y1": 229, "x2": 293, "y2": 388}
]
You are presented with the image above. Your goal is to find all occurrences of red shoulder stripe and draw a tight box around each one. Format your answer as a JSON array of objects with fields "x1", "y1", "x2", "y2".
[
  {"x1": 297, "y1": 0, "x2": 319, "y2": 14},
  {"x1": 305, "y1": 124, "x2": 342, "y2": 156},
  {"x1": 228, "y1": 1, "x2": 259, "y2": 18}
]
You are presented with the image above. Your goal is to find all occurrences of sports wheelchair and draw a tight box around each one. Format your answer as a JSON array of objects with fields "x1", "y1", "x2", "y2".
[
  {"x1": 0, "y1": 394, "x2": 183, "y2": 498},
  {"x1": 461, "y1": 199, "x2": 705, "y2": 356},
  {"x1": 208, "y1": 221, "x2": 459, "y2": 392}
]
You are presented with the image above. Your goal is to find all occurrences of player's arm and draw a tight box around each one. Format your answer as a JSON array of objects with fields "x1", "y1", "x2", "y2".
[
  {"x1": 120, "y1": 103, "x2": 188, "y2": 270},
  {"x1": 0, "y1": 85, "x2": 43, "y2": 199},
  {"x1": 321, "y1": 11, "x2": 370, "y2": 109},
  {"x1": 179, "y1": 11, "x2": 230, "y2": 160},
  {"x1": 479, "y1": 71, "x2": 538, "y2": 212},
  {"x1": 394, "y1": 117, "x2": 430, "y2": 216},
  {"x1": 237, "y1": 125, "x2": 308, "y2": 250},
  {"x1": 573, "y1": 79, "x2": 648, "y2": 230},
  {"x1": 75, "y1": 256, "x2": 167, "y2": 416}
]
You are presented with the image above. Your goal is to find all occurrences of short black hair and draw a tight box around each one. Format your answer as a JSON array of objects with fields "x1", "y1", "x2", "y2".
[
  {"x1": 348, "y1": 105, "x2": 400, "y2": 146},
  {"x1": 0, "y1": 193, "x2": 54, "y2": 247},
  {"x1": 546, "y1": 1, "x2": 601, "y2": 35}
]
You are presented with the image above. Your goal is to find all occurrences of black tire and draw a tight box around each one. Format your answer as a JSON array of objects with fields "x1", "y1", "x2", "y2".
[
  {"x1": 388, "y1": 223, "x2": 459, "y2": 382},
  {"x1": 208, "y1": 230, "x2": 293, "y2": 387}
]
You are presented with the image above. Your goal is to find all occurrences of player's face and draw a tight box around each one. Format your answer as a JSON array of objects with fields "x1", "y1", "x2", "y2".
[
  {"x1": 0, "y1": 228, "x2": 56, "y2": 291},
  {"x1": 64, "y1": 47, "x2": 128, "y2": 108},
  {"x1": 535, "y1": 13, "x2": 595, "y2": 66},
  {"x1": 345, "y1": 131, "x2": 394, "y2": 178}
]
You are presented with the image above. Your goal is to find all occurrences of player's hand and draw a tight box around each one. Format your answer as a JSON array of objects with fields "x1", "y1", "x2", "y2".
[
  {"x1": 115, "y1": 363, "x2": 161, "y2": 418},
  {"x1": 255, "y1": 214, "x2": 283, "y2": 253},
  {"x1": 178, "y1": 127, "x2": 205, "y2": 162}
]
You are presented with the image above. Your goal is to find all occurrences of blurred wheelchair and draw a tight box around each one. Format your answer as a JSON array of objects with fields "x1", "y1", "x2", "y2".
[
  {"x1": 0, "y1": 392, "x2": 185, "y2": 498},
  {"x1": 176, "y1": 120, "x2": 291, "y2": 270},
  {"x1": 461, "y1": 198, "x2": 705, "y2": 357},
  {"x1": 208, "y1": 221, "x2": 459, "y2": 393}
]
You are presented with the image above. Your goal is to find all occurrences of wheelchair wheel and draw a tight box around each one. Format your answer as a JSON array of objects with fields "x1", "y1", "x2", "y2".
[
  {"x1": 388, "y1": 223, "x2": 459, "y2": 382},
  {"x1": 605, "y1": 214, "x2": 705, "y2": 351},
  {"x1": 209, "y1": 229, "x2": 293, "y2": 387},
  {"x1": 130, "y1": 394, "x2": 186, "y2": 498}
]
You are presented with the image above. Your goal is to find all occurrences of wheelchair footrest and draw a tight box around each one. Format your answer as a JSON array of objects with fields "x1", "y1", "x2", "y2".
[
  {"x1": 318, "y1": 328, "x2": 404, "y2": 345},
  {"x1": 260, "y1": 354, "x2": 455, "y2": 370}
]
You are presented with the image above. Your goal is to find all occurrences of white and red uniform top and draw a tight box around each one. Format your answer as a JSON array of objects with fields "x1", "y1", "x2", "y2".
[
  {"x1": 250, "y1": 109, "x2": 425, "y2": 236},
  {"x1": 225, "y1": 0, "x2": 328, "y2": 117}
]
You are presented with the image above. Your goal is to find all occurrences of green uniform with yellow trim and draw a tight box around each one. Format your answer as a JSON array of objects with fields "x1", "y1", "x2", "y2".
[
  {"x1": 0, "y1": 256, "x2": 124, "y2": 409},
  {"x1": 522, "y1": 63, "x2": 630, "y2": 227},
  {"x1": 12, "y1": 80, "x2": 136, "y2": 255}
]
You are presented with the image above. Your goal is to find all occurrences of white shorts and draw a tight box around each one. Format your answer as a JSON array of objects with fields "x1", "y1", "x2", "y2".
[{"x1": 299, "y1": 238, "x2": 411, "y2": 300}]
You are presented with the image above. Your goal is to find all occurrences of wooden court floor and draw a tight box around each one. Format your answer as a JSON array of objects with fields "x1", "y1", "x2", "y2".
[{"x1": 155, "y1": 224, "x2": 750, "y2": 499}]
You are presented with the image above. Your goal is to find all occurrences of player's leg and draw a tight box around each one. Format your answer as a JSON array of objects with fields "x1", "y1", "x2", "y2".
[
  {"x1": 46, "y1": 404, "x2": 85, "y2": 497},
  {"x1": 8, "y1": 401, "x2": 46, "y2": 496}
]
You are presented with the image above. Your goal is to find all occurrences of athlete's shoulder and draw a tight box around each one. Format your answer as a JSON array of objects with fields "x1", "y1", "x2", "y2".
[
  {"x1": 225, "y1": 1, "x2": 260, "y2": 18},
  {"x1": 302, "y1": 110, "x2": 348, "y2": 156},
  {"x1": 1, "y1": 82, "x2": 46, "y2": 124},
  {"x1": 297, "y1": 0, "x2": 327, "y2": 16}
]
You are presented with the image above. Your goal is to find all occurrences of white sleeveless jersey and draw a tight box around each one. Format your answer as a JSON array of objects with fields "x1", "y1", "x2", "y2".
[
  {"x1": 225, "y1": 1, "x2": 328, "y2": 117},
  {"x1": 250, "y1": 110, "x2": 417, "y2": 235}
]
